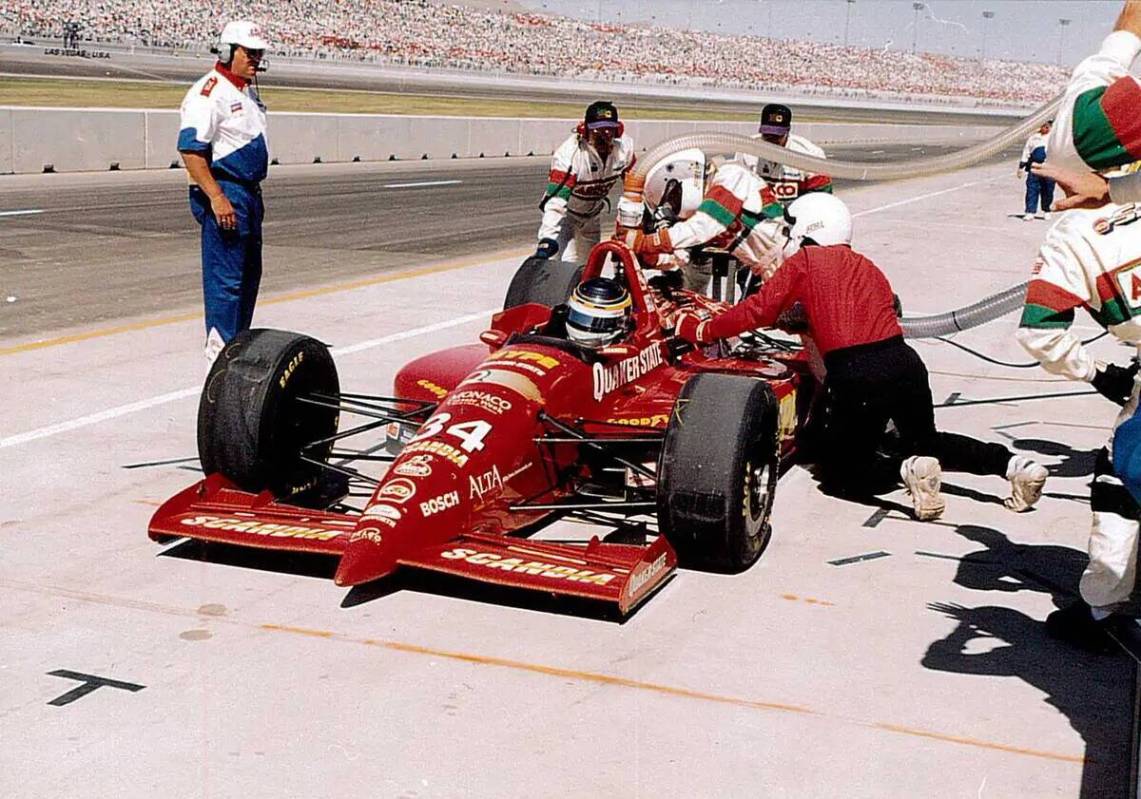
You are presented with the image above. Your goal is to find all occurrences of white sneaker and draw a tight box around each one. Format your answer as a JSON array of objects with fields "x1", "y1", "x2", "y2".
[
  {"x1": 1005, "y1": 455, "x2": 1048, "y2": 512},
  {"x1": 900, "y1": 455, "x2": 946, "y2": 521},
  {"x1": 1034, "y1": 212, "x2": 1046, "y2": 220},
  {"x1": 1022, "y1": 213, "x2": 1034, "y2": 221},
  {"x1": 1042, "y1": 212, "x2": 1052, "y2": 220}
]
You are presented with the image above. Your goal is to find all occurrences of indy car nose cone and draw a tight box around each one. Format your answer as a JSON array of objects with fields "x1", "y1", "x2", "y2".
[{"x1": 334, "y1": 543, "x2": 391, "y2": 587}]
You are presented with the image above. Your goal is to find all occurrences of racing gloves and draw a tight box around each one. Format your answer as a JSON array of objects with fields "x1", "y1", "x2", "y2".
[
  {"x1": 632, "y1": 228, "x2": 674, "y2": 261},
  {"x1": 674, "y1": 310, "x2": 713, "y2": 345},
  {"x1": 534, "y1": 238, "x2": 559, "y2": 260},
  {"x1": 1091, "y1": 361, "x2": 1139, "y2": 406}
]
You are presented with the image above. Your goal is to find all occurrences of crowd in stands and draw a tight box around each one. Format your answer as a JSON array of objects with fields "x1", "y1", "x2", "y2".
[{"x1": 2, "y1": 0, "x2": 1068, "y2": 105}]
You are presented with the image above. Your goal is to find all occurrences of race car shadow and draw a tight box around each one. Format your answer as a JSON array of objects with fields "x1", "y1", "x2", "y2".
[
  {"x1": 340, "y1": 569, "x2": 671, "y2": 624},
  {"x1": 158, "y1": 539, "x2": 340, "y2": 580},
  {"x1": 922, "y1": 602, "x2": 1132, "y2": 799}
]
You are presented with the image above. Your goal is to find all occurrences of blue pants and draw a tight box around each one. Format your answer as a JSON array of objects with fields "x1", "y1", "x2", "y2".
[
  {"x1": 1024, "y1": 171, "x2": 1055, "y2": 215},
  {"x1": 190, "y1": 181, "x2": 264, "y2": 343}
]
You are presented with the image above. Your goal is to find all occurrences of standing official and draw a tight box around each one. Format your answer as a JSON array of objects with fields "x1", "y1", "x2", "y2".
[
  {"x1": 178, "y1": 21, "x2": 269, "y2": 363},
  {"x1": 535, "y1": 101, "x2": 636, "y2": 264},
  {"x1": 1017, "y1": 121, "x2": 1055, "y2": 220}
]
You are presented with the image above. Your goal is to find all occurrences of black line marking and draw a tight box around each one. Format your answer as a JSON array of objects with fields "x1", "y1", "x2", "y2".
[
  {"x1": 122, "y1": 455, "x2": 199, "y2": 470},
  {"x1": 935, "y1": 390, "x2": 1097, "y2": 409},
  {"x1": 914, "y1": 550, "x2": 1000, "y2": 566},
  {"x1": 862, "y1": 507, "x2": 891, "y2": 528},
  {"x1": 47, "y1": 670, "x2": 144, "y2": 706},
  {"x1": 943, "y1": 392, "x2": 961, "y2": 406},
  {"x1": 829, "y1": 551, "x2": 891, "y2": 567},
  {"x1": 992, "y1": 421, "x2": 1036, "y2": 431}
]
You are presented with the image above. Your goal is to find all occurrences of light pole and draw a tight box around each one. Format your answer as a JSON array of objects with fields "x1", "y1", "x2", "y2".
[
  {"x1": 844, "y1": 0, "x2": 855, "y2": 47},
  {"x1": 981, "y1": 10, "x2": 994, "y2": 60},
  {"x1": 911, "y1": 2, "x2": 924, "y2": 55},
  {"x1": 1057, "y1": 18, "x2": 1072, "y2": 65}
]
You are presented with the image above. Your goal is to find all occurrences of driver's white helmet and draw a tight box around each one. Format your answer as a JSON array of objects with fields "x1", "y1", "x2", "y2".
[
  {"x1": 643, "y1": 148, "x2": 706, "y2": 222},
  {"x1": 785, "y1": 193, "x2": 852, "y2": 247}
]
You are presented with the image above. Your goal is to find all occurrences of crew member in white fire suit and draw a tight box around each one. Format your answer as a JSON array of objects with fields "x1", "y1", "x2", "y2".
[
  {"x1": 1031, "y1": 2, "x2": 1141, "y2": 210},
  {"x1": 1016, "y1": 198, "x2": 1141, "y2": 652},
  {"x1": 742, "y1": 104, "x2": 832, "y2": 205},
  {"x1": 630, "y1": 149, "x2": 790, "y2": 293},
  {"x1": 534, "y1": 101, "x2": 636, "y2": 264}
]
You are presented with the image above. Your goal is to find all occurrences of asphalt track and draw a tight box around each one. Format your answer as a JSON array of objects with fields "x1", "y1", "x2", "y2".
[
  {"x1": 2, "y1": 155, "x2": 1135, "y2": 798},
  {"x1": 0, "y1": 143, "x2": 1011, "y2": 340}
]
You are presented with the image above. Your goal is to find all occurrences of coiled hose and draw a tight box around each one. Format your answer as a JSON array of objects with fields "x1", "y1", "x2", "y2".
[{"x1": 621, "y1": 94, "x2": 1061, "y2": 338}]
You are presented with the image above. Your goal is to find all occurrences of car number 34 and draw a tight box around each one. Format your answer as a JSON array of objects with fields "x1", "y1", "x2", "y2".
[{"x1": 408, "y1": 413, "x2": 492, "y2": 453}]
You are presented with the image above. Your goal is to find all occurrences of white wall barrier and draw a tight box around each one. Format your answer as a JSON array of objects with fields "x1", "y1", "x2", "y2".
[{"x1": 0, "y1": 106, "x2": 1002, "y2": 175}]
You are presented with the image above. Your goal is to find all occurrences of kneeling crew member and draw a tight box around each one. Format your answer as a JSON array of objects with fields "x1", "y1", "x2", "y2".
[{"x1": 674, "y1": 194, "x2": 1048, "y2": 521}]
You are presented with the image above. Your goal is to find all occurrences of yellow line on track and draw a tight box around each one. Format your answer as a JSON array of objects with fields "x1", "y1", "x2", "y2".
[
  {"x1": 0, "y1": 246, "x2": 528, "y2": 357},
  {"x1": 259, "y1": 622, "x2": 1086, "y2": 765}
]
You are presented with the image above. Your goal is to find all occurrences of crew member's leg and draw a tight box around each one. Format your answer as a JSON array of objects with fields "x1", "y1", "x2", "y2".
[
  {"x1": 236, "y1": 188, "x2": 264, "y2": 333},
  {"x1": 192, "y1": 186, "x2": 250, "y2": 362},
  {"x1": 1024, "y1": 172, "x2": 1041, "y2": 218},
  {"x1": 1039, "y1": 176, "x2": 1056, "y2": 214}
]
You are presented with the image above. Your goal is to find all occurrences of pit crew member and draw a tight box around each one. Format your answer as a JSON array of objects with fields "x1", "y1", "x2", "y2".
[
  {"x1": 632, "y1": 148, "x2": 790, "y2": 293},
  {"x1": 535, "y1": 101, "x2": 636, "y2": 264},
  {"x1": 741, "y1": 103, "x2": 832, "y2": 205},
  {"x1": 178, "y1": 20, "x2": 269, "y2": 363},
  {"x1": 674, "y1": 193, "x2": 1048, "y2": 521},
  {"x1": 1015, "y1": 197, "x2": 1141, "y2": 652}
]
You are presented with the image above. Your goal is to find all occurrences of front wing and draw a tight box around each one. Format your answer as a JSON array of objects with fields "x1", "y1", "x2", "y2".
[{"x1": 149, "y1": 475, "x2": 676, "y2": 616}]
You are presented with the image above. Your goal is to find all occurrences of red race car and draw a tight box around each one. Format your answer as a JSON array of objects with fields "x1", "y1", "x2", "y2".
[{"x1": 149, "y1": 242, "x2": 816, "y2": 616}]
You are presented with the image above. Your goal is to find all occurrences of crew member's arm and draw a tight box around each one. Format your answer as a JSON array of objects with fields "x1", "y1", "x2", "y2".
[
  {"x1": 635, "y1": 165, "x2": 783, "y2": 261},
  {"x1": 1018, "y1": 136, "x2": 1034, "y2": 173},
  {"x1": 178, "y1": 86, "x2": 235, "y2": 229},
  {"x1": 1014, "y1": 225, "x2": 1135, "y2": 402},
  {"x1": 675, "y1": 250, "x2": 805, "y2": 344},
  {"x1": 536, "y1": 139, "x2": 578, "y2": 258},
  {"x1": 1046, "y1": 2, "x2": 1141, "y2": 173},
  {"x1": 797, "y1": 140, "x2": 832, "y2": 194}
]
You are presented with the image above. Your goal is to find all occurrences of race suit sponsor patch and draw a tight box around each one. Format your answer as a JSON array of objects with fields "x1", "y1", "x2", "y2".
[
  {"x1": 178, "y1": 514, "x2": 343, "y2": 541},
  {"x1": 592, "y1": 343, "x2": 665, "y2": 401},
  {"x1": 441, "y1": 547, "x2": 617, "y2": 585}
]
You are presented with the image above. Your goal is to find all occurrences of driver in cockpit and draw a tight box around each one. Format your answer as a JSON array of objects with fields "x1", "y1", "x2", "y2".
[{"x1": 562, "y1": 277, "x2": 635, "y2": 348}]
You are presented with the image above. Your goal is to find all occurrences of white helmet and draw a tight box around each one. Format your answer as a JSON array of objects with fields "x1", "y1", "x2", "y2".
[
  {"x1": 217, "y1": 20, "x2": 269, "y2": 57},
  {"x1": 785, "y1": 193, "x2": 852, "y2": 247},
  {"x1": 643, "y1": 148, "x2": 706, "y2": 223}
]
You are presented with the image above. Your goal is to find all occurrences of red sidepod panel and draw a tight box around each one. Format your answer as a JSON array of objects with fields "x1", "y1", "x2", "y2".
[
  {"x1": 393, "y1": 343, "x2": 488, "y2": 405},
  {"x1": 335, "y1": 343, "x2": 594, "y2": 587}
]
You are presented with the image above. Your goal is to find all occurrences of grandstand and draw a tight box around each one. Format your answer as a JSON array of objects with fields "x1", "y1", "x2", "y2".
[{"x1": 2, "y1": 0, "x2": 1068, "y2": 104}]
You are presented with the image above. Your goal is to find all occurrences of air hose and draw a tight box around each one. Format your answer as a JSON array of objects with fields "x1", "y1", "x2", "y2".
[{"x1": 620, "y1": 93, "x2": 1062, "y2": 339}]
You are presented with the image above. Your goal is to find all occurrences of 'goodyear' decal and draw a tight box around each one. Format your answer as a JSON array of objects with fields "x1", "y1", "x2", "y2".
[
  {"x1": 178, "y1": 514, "x2": 342, "y2": 541},
  {"x1": 441, "y1": 547, "x2": 616, "y2": 585}
]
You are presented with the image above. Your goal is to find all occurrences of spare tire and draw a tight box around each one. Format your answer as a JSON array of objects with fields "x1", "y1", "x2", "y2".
[
  {"x1": 656, "y1": 372, "x2": 780, "y2": 572},
  {"x1": 198, "y1": 329, "x2": 340, "y2": 503},
  {"x1": 503, "y1": 256, "x2": 583, "y2": 310}
]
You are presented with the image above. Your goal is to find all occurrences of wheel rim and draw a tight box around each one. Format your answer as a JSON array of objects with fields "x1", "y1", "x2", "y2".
[{"x1": 743, "y1": 457, "x2": 772, "y2": 534}]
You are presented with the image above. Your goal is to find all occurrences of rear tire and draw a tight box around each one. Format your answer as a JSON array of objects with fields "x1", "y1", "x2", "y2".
[
  {"x1": 503, "y1": 256, "x2": 583, "y2": 310},
  {"x1": 198, "y1": 329, "x2": 340, "y2": 503},
  {"x1": 657, "y1": 373, "x2": 780, "y2": 572}
]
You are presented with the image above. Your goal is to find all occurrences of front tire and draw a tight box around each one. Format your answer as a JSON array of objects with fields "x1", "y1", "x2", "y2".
[
  {"x1": 657, "y1": 373, "x2": 780, "y2": 572},
  {"x1": 198, "y1": 329, "x2": 340, "y2": 503}
]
